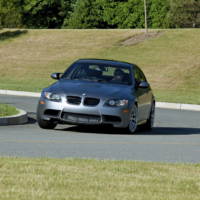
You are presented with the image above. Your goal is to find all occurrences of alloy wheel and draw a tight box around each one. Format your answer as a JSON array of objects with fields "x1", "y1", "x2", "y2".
[{"x1": 128, "y1": 106, "x2": 138, "y2": 133}]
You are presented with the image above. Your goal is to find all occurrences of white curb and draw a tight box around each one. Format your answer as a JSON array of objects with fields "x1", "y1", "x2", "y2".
[
  {"x1": 181, "y1": 104, "x2": 200, "y2": 111},
  {"x1": 0, "y1": 108, "x2": 28, "y2": 125},
  {"x1": 156, "y1": 102, "x2": 200, "y2": 112},
  {"x1": 156, "y1": 102, "x2": 181, "y2": 110},
  {"x1": 0, "y1": 89, "x2": 200, "y2": 112},
  {"x1": 0, "y1": 89, "x2": 40, "y2": 97}
]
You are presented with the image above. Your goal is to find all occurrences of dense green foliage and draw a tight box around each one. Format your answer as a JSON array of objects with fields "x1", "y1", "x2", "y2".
[
  {"x1": 0, "y1": 0, "x2": 74, "y2": 28},
  {"x1": 149, "y1": 0, "x2": 170, "y2": 28},
  {"x1": 0, "y1": 0, "x2": 199, "y2": 28},
  {"x1": 104, "y1": 0, "x2": 145, "y2": 28},
  {"x1": 64, "y1": 0, "x2": 169, "y2": 28},
  {"x1": 64, "y1": 0, "x2": 106, "y2": 28},
  {"x1": 0, "y1": 0, "x2": 23, "y2": 28},
  {"x1": 22, "y1": 0, "x2": 74, "y2": 28},
  {"x1": 168, "y1": 0, "x2": 200, "y2": 28}
]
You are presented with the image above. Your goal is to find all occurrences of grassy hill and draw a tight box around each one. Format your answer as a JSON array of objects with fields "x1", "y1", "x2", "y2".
[{"x1": 0, "y1": 29, "x2": 199, "y2": 104}]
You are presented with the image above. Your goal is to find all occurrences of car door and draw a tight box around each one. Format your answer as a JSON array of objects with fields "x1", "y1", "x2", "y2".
[{"x1": 134, "y1": 66, "x2": 151, "y2": 121}]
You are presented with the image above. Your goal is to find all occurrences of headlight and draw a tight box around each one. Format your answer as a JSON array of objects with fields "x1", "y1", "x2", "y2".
[
  {"x1": 106, "y1": 99, "x2": 128, "y2": 107},
  {"x1": 44, "y1": 92, "x2": 61, "y2": 102}
]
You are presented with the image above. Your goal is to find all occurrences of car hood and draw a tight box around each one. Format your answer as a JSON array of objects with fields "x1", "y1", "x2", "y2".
[{"x1": 46, "y1": 79, "x2": 133, "y2": 99}]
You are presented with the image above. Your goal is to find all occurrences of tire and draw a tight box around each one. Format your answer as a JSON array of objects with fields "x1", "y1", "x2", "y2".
[
  {"x1": 127, "y1": 104, "x2": 138, "y2": 134},
  {"x1": 37, "y1": 116, "x2": 57, "y2": 129},
  {"x1": 143, "y1": 101, "x2": 155, "y2": 131}
]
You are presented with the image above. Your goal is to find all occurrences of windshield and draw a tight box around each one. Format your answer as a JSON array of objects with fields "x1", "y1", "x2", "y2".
[{"x1": 63, "y1": 62, "x2": 132, "y2": 85}]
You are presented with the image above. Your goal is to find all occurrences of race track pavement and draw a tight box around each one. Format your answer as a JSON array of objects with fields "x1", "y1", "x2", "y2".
[{"x1": 0, "y1": 94, "x2": 200, "y2": 163}]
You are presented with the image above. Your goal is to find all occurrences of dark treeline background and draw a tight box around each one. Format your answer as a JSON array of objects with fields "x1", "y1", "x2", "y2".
[{"x1": 0, "y1": 0, "x2": 200, "y2": 29}]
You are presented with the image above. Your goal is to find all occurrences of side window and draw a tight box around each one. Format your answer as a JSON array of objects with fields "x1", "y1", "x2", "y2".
[
  {"x1": 134, "y1": 67, "x2": 141, "y2": 82},
  {"x1": 138, "y1": 69, "x2": 147, "y2": 82},
  {"x1": 134, "y1": 66, "x2": 147, "y2": 86}
]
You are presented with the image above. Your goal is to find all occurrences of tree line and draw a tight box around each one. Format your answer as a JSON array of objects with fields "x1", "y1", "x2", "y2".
[{"x1": 0, "y1": 0, "x2": 200, "y2": 29}]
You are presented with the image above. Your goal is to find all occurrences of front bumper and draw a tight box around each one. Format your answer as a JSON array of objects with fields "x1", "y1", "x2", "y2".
[{"x1": 37, "y1": 97, "x2": 132, "y2": 128}]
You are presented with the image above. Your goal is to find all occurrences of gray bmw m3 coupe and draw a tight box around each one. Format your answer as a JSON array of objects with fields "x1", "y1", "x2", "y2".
[{"x1": 37, "y1": 59, "x2": 155, "y2": 133}]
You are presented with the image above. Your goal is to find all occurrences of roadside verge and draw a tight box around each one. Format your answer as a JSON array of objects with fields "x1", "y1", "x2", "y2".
[
  {"x1": 0, "y1": 108, "x2": 28, "y2": 125},
  {"x1": 1, "y1": 89, "x2": 200, "y2": 112}
]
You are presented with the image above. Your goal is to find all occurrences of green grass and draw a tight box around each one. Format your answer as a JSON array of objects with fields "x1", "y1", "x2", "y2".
[
  {"x1": 0, "y1": 29, "x2": 200, "y2": 104},
  {"x1": 0, "y1": 157, "x2": 200, "y2": 200},
  {"x1": 0, "y1": 104, "x2": 19, "y2": 117}
]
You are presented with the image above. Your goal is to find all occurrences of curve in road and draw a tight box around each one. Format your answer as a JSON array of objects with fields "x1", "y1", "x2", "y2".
[{"x1": 0, "y1": 94, "x2": 200, "y2": 163}]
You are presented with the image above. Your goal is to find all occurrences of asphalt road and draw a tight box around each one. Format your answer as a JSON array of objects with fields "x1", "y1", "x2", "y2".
[{"x1": 1, "y1": 94, "x2": 200, "y2": 163}]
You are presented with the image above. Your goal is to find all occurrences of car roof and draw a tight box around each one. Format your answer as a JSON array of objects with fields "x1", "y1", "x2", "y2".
[{"x1": 76, "y1": 58, "x2": 134, "y2": 68}]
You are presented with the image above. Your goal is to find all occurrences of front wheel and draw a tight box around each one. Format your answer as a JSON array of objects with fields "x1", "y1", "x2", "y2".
[
  {"x1": 127, "y1": 105, "x2": 138, "y2": 134},
  {"x1": 37, "y1": 116, "x2": 57, "y2": 129},
  {"x1": 143, "y1": 102, "x2": 155, "y2": 131}
]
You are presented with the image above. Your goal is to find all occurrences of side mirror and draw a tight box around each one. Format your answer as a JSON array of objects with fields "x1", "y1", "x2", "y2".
[
  {"x1": 138, "y1": 81, "x2": 149, "y2": 89},
  {"x1": 51, "y1": 73, "x2": 63, "y2": 80}
]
